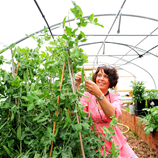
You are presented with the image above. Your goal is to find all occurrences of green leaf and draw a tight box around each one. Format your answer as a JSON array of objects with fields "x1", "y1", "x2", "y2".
[
  {"x1": 33, "y1": 116, "x2": 40, "y2": 121},
  {"x1": 81, "y1": 38, "x2": 87, "y2": 42},
  {"x1": 80, "y1": 31, "x2": 85, "y2": 38},
  {"x1": 81, "y1": 122, "x2": 89, "y2": 128},
  {"x1": 11, "y1": 111, "x2": 14, "y2": 121},
  {"x1": 27, "y1": 104, "x2": 35, "y2": 111},
  {"x1": 75, "y1": 123, "x2": 82, "y2": 132},
  {"x1": 17, "y1": 125, "x2": 21, "y2": 140},
  {"x1": 102, "y1": 148, "x2": 106, "y2": 158},
  {"x1": 81, "y1": 66, "x2": 84, "y2": 83},
  {"x1": 65, "y1": 26, "x2": 72, "y2": 36},
  {"x1": 62, "y1": 34, "x2": 68, "y2": 40},
  {"x1": 27, "y1": 91, "x2": 39, "y2": 101},
  {"x1": 63, "y1": 120, "x2": 69, "y2": 129},
  {"x1": 111, "y1": 141, "x2": 115, "y2": 154},
  {"x1": 70, "y1": 2, "x2": 83, "y2": 18},
  {"x1": 5, "y1": 61, "x2": 12, "y2": 64},
  {"x1": 21, "y1": 96, "x2": 33, "y2": 103},
  {"x1": 77, "y1": 91, "x2": 89, "y2": 98},
  {"x1": 65, "y1": 109, "x2": 72, "y2": 123},
  {"x1": 88, "y1": 14, "x2": 94, "y2": 22},
  {"x1": 94, "y1": 18, "x2": 98, "y2": 23},
  {"x1": 63, "y1": 16, "x2": 67, "y2": 28},
  {"x1": 10, "y1": 43, "x2": 15, "y2": 49},
  {"x1": 37, "y1": 117, "x2": 48, "y2": 123},
  {"x1": 37, "y1": 99, "x2": 45, "y2": 106},
  {"x1": 72, "y1": 28, "x2": 78, "y2": 37},
  {"x1": 8, "y1": 139, "x2": 14, "y2": 147},
  {"x1": 95, "y1": 23, "x2": 104, "y2": 28},
  {"x1": 3, "y1": 145, "x2": 10, "y2": 155},
  {"x1": 77, "y1": 34, "x2": 82, "y2": 40},
  {"x1": 21, "y1": 104, "x2": 27, "y2": 107},
  {"x1": 81, "y1": 22, "x2": 88, "y2": 27},
  {"x1": 34, "y1": 152, "x2": 38, "y2": 158}
]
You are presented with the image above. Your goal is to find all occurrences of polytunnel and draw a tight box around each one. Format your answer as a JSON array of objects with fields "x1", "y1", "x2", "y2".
[{"x1": 1, "y1": 0, "x2": 158, "y2": 157}]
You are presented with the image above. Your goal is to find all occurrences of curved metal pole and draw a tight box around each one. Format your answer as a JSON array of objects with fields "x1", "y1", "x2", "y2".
[
  {"x1": 42, "y1": 34, "x2": 158, "y2": 36},
  {"x1": 85, "y1": 64, "x2": 136, "y2": 78},
  {"x1": 116, "y1": 66, "x2": 136, "y2": 79},
  {"x1": 79, "y1": 41, "x2": 158, "y2": 58},
  {"x1": 114, "y1": 27, "x2": 158, "y2": 64},
  {"x1": 2, "y1": 13, "x2": 158, "y2": 54},
  {"x1": 78, "y1": 42, "x2": 157, "y2": 89},
  {"x1": 83, "y1": 63, "x2": 136, "y2": 78}
]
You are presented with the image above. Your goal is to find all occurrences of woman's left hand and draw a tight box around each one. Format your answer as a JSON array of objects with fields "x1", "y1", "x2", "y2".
[{"x1": 85, "y1": 79, "x2": 102, "y2": 97}]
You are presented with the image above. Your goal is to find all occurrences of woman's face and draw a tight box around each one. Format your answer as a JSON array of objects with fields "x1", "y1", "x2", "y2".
[{"x1": 96, "y1": 69, "x2": 110, "y2": 91}]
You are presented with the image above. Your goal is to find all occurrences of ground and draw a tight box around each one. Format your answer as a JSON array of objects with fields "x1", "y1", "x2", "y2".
[{"x1": 118, "y1": 121, "x2": 158, "y2": 158}]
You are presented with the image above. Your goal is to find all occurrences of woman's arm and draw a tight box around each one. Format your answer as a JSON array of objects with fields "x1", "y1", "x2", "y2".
[
  {"x1": 98, "y1": 97, "x2": 115, "y2": 118},
  {"x1": 85, "y1": 79, "x2": 115, "y2": 118}
]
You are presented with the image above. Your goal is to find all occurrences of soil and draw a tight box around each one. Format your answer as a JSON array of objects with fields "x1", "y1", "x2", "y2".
[{"x1": 118, "y1": 121, "x2": 158, "y2": 158}]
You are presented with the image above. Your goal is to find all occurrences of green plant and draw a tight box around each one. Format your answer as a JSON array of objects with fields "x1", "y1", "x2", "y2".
[
  {"x1": 139, "y1": 106, "x2": 158, "y2": 135},
  {"x1": 130, "y1": 80, "x2": 146, "y2": 103},
  {"x1": 146, "y1": 89, "x2": 158, "y2": 101},
  {"x1": 125, "y1": 107, "x2": 129, "y2": 112},
  {"x1": 0, "y1": 2, "x2": 119, "y2": 158}
]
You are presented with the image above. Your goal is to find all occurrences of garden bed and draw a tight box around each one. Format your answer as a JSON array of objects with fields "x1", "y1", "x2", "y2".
[
  {"x1": 118, "y1": 108, "x2": 158, "y2": 152},
  {"x1": 118, "y1": 121, "x2": 158, "y2": 157}
]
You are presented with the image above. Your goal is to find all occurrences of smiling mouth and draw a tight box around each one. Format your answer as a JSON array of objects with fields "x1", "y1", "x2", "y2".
[{"x1": 98, "y1": 83, "x2": 105, "y2": 85}]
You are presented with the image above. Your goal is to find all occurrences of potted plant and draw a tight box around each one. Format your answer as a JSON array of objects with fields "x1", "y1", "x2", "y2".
[
  {"x1": 146, "y1": 89, "x2": 158, "y2": 107},
  {"x1": 139, "y1": 106, "x2": 158, "y2": 141},
  {"x1": 130, "y1": 80, "x2": 146, "y2": 116}
]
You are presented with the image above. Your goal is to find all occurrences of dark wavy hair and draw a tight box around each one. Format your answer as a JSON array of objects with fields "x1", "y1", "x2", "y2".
[{"x1": 92, "y1": 65, "x2": 119, "y2": 89}]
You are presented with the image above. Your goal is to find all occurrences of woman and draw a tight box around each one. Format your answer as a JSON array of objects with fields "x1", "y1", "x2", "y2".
[{"x1": 75, "y1": 64, "x2": 138, "y2": 158}]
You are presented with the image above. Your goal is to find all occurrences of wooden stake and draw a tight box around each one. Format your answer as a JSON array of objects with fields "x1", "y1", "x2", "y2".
[
  {"x1": 16, "y1": 62, "x2": 20, "y2": 75},
  {"x1": 50, "y1": 62, "x2": 66, "y2": 157},
  {"x1": 11, "y1": 50, "x2": 15, "y2": 78},
  {"x1": 67, "y1": 56, "x2": 85, "y2": 158},
  {"x1": 64, "y1": 29, "x2": 85, "y2": 158}
]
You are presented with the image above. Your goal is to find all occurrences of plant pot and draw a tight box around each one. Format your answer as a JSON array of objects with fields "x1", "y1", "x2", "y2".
[
  {"x1": 129, "y1": 92, "x2": 133, "y2": 97},
  {"x1": 134, "y1": 109, "x2": 147, "y2": 116},
  {"x1": 135, "y1": 100, "x2": 146, "y2": 110},
  {"x1": 150, "y1": 99, "x2": 158, "y2": 107}
]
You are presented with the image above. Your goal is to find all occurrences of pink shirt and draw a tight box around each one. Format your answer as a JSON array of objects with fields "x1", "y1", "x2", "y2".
[{"x1": 80, "y1": 92, "x2": 134, "y2": 158}]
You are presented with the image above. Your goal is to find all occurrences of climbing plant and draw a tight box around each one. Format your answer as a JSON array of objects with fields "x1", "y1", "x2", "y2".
[{"x1": 0, "y1": 2, "x2": 119, "y2": 157}]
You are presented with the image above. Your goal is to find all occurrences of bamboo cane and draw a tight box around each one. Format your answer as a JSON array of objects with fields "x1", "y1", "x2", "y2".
[
  {"x1": 3, "y1": 51, "x2": 20, "y2": 157},
  {"x1": 9, "y1": 51, "x2": 20, "y2": 111},
  {"x1": 64, "y1": 29, "x2": 85, "y2": 158},
  {"x1": 50, "y1": 62, "x2": 66, "y2": 157},
  {"x1": 11, "y1": 50, "x2": 15, "y2": 78},
  {"x1": 11, "y1": 50, "x2": 22, "y2": 153},
  {"x1": 16, "y1": 62, "x2": 20, "y2": 75},
  {"x1": 67, "y1": 56, "x2": 85, "y2": 158}
]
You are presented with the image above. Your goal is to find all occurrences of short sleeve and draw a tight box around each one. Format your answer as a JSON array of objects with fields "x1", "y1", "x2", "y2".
[
  {"x1": 80, "y1": 92, "x2": 91, "y2": 113},
  {"x1": 110, "y1": 93, "x2": 122, "y2": 117}
]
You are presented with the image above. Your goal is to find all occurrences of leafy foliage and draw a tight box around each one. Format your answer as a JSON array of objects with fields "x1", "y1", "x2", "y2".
[
  {"x1": 0, "y1": 2, "x2": 119, "y2": 158},
  {"x1": 145, "y1": 89, "x2": 158, "y2": 101},
  {"x1": 139, "y1": 106, "x2": 158, "y2": 135},
  {"x1": 130, "y1": 80, "x2": 146, "y2": 103}
]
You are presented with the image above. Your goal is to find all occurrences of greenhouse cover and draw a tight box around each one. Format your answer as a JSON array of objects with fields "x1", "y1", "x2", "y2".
[{"x1": 1, "y1": 0, "x2": 158, "y2": 91}]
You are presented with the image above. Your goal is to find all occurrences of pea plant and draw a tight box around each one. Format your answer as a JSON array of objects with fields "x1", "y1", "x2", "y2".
[{"x1": 0, "y1": 2, "x2": 119, "y2": 157}]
